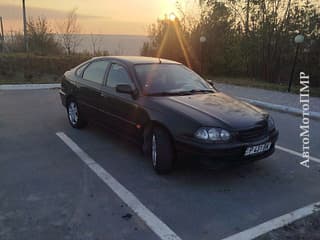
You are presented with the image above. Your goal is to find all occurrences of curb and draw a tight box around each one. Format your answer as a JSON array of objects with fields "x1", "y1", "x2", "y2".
[
  {"x1": 239, "y1": 97, "x2": 320, "y2": 121},
  {"x1": 0, "y1": 83, "x2": 61, "y2": 90}
]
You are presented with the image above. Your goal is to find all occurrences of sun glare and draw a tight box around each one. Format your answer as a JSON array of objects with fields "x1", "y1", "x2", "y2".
[
  {"x1": 169, "y1": 12, "x2": 176, "y2": 21},
  {"x1": 158, "y1": 0, "x2": 177, "y2": 20}
]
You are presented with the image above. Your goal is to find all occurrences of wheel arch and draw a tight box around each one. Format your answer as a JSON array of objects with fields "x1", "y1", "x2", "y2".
[
  {"x1": 66, "y1": 94, "x2": 76, "y2": 105},
  {"x1": 142, "y1": 119, "x2": 176, "y2": 155}
]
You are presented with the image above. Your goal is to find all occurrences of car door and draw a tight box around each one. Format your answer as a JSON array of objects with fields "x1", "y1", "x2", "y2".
[
  {"x1": 100, "y1": 62, "x2": 142, "y2": 139},
  {"x1": 76, "y1": 60, "x2": 110, "y2": 122}
]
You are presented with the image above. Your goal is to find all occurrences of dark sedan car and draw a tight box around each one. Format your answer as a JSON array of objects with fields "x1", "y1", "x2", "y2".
[{"x1": 60, "y1": 56, "x2": 279, "y2": 174}]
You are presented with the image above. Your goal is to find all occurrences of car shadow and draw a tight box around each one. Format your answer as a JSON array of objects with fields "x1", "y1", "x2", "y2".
[{"x1": 79, "y1": 121, "x2": 278, "y2": 188}]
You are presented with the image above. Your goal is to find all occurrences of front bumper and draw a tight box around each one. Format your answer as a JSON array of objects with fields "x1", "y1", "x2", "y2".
[{"x1": 175, "y1": 129, "x2": 279, "y2": 167}]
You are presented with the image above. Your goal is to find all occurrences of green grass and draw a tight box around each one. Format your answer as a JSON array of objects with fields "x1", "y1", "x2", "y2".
[
  {"x1": 210, "y1": 76, "x2": 320, "y2": 97},
  {"x1": 0, "y1": 72, "x2": 60, "y2": 84}
]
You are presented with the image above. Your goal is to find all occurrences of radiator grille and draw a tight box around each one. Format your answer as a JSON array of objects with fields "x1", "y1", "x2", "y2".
[{"x1": 238, "y1": 124, "x2": 268, "y2": 142}]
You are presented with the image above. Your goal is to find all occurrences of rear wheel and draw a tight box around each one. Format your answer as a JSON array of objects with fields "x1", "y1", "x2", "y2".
[
  {"x1": 150, "y1": 127, "x2": 175, "y2": 174},
  {"x1": 67, "y1": 99, "x2": 87, "y2": 129}
]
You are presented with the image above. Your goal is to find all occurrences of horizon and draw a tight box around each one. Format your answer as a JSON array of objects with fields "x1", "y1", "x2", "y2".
[
  {"x1": 0, "y1": 0, "x2": 198, "y2": 35},
  {"x1": 3, "y1": 33, "x2": 149, "y2": 55},
  {"x1": 3, "y1": 32, "x2": 149, "y2": 37}
]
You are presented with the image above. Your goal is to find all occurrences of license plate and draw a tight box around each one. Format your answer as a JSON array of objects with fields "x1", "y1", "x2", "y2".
[{"x1": 244, "y1": 142, "x2": 271, "y2": 156}]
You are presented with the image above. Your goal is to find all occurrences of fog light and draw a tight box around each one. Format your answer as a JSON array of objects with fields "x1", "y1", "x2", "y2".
[{"x1": 268, "y1": 117, "x2": 275, "y2": 130}]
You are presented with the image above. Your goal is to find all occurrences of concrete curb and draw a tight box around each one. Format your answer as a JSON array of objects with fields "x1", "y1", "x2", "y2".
[
  {"x1": 239, "y1": 97, "x2": 320, "y2": 121},
  {"x1": 0, "y1": 83, "x2": 61, "y2": 90}
]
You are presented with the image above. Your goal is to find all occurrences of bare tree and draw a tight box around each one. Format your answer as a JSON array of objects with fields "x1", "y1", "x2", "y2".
[
  {"x1": 58, "y1": 8, "x2": 81, "y2": 55},
  {"x1": 90, "y1": 33, "x2": 102, "y2": 55},
  {"x1": 113, "y1": 43, "x2": 125, "y2": 56},
  {"x1": 27, "y1": 17, "x2": 63, "y2": 55},
  {"x1": 245, "y1": 0, "x2": 250, "y2": 35}
]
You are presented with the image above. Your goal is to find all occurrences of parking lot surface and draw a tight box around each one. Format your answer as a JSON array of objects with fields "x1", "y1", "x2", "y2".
[
  {"x1": 1, "y1": 89, "x2": 320, "y2": 240},
  {"x1": 216, "y1": 83, "x2": 320, "y2": 112}
]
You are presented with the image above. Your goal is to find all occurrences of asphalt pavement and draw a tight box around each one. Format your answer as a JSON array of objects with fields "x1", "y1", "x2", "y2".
[
  {"x1": 0, "y1": 89, "x2": 319, "y2": 240},
  {"x1": 216, "y1": 83, "x2": 320, "y2": 113}
]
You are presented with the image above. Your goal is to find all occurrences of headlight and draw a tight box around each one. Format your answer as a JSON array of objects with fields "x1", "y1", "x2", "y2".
[
  {"x1": 194, "y1": 128, "x2": 209, "y2": 140},
  {"x1": 268, "y1": 117, "x2": 275, "y2": 130},
  {"x1": 220, "y1": 129, "x2": 231, "y2": 141},
  {"x1": 194, "y1": 128, "x2": 231, "y2": 142},
  {"x1": 208, "y1": 128, "x2": 220, "y2": 141}
]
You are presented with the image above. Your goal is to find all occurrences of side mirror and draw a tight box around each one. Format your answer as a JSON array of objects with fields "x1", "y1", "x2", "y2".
[
  {"x1": 116, "y1": 84, "x2": 137, "y2": 97},
  {"x1": 207, "y1": 79, "x2": 217, "y2": 89},
  {"x1": 207, "y1": 79, "x2": 214, "y2": 87}
]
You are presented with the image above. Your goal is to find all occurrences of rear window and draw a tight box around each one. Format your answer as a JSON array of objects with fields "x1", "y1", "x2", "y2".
[{"x1": 75, "y1": 64, "x2": 88, "y2": 77}]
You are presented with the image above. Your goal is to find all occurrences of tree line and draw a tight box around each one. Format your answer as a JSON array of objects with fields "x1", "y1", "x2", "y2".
[
  {"x1": 141, "y1": 0, "x2": 320, "y2": 86},
  {"x1": 2, "y1": 9, "x2": 109, "y2": 56}
]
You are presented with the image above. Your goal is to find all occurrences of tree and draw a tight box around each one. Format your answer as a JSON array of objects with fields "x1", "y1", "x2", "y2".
[
  {"x1": 5, "y1": 30, "x2": 25, "y2": 52},
  {"x1": 58, "y1": 8, "x2": 81, "y2": 55},
  {"x1": 141, "y1": 15, "x2": 197, "y2": 69},
  {"x1": 27, "y1": 17, "x2": 63, "y2": 55},
  {"x1": 90, "y1": 33, "x2": 102, "y2": 55},
  {"x1": 143, "y1": 0, "x2": 320, "y2": 86}
]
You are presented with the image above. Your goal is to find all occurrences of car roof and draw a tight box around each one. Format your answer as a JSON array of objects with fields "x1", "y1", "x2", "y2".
[{"x1": 92, "y1": 56, "x2": 181, "y2": 65}]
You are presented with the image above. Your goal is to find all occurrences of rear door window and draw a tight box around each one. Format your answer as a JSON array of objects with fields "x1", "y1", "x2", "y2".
[{"x1": 83, "y1": 61, "x2": 110, "y2": 84}]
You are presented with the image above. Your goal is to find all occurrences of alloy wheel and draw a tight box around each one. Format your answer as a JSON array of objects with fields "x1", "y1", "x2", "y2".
[
  {"x1": 68, "y1": 102, "x2": 78, "y2": 125},
  {"x1": 152, "y1": 134, "x2": 157, "y2": 167}
]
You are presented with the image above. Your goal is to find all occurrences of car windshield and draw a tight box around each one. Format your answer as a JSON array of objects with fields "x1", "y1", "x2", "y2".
[{"x1": 135, "y1": 64, "x2": 214, "y2": 96}]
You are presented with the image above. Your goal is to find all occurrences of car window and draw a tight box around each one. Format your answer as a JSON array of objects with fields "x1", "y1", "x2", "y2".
[
  {"x1": 106, "y1": 63, "x2": 134, "y2": 88},
  {"x1": 83, "y1": 61, "x2": 109, "y2": 84},
  {"x1": 135, "y1": 64, "x2": 212, "y2": 95},
  {"x1": 76, "y1": 63, "x2": 88, "y2": 77}
]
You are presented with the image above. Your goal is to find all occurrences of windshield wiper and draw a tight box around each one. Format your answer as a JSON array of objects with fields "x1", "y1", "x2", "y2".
[
  {"x1": 146, "y1": 89, "x2": 214, "y2": 96},
  {"x1": 175, "y1": 89, "x2": 214, "y2": 95},
  {"x1": 145, "y1": 91, "x2": 181, "y2": 96}
]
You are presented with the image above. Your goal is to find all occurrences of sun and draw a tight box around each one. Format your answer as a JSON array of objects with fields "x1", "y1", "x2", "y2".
[
  {"x1": 159, "y1": 0, "x2": 178, "y2": 19},
  {"x1": 169, "y1": 12, "x2": 176, "y2": 21}
]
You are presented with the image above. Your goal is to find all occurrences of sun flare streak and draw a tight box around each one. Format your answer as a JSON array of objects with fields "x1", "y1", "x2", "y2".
[{"x1": 172, "y1": 21, "x2": 192, "y2": 68}]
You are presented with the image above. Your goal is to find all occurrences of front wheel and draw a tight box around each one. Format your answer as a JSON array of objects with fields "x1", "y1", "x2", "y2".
[
  {"x1": 67, "y1": 99, "x2": 87, "y2": 129},
  {"x1": 151, "y1": 127, "x2": 175, "y2": 174}
]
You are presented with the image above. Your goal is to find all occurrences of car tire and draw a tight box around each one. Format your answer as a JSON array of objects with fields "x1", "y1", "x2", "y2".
[
  {"x1": 150, "y1": 127, "x2": 175, "y2": 174},
  {"x1": 67, "y1": 98, "x2": 87, "y2": 129}
]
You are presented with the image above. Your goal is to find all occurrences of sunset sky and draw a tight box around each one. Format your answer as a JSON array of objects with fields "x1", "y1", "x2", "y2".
[{"x1": 0, "y1": 0, "x2": 197, "y2": 35}]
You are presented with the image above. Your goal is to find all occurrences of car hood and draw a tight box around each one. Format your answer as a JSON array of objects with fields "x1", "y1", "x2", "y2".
[{"x1": 153, "y1": 92, "x2": 268, "y2": 130}]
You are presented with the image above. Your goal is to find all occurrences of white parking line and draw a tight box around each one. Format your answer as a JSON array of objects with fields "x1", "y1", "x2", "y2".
[
  {"x1": 220, "y1": 201, "x2": 320, "y2": 240},
  {"x1": 56, "y1": 131, "x2": 319, "y2": 240},
  {"x1": 220, "y1": 145, "x2": 320, "y2": 240},
  {"x1": 276, "y1": 145, "x2": 320, "y2": 164},
  {"x1": 56, "y1": 132, "x2": 181, "y2": 240}
]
